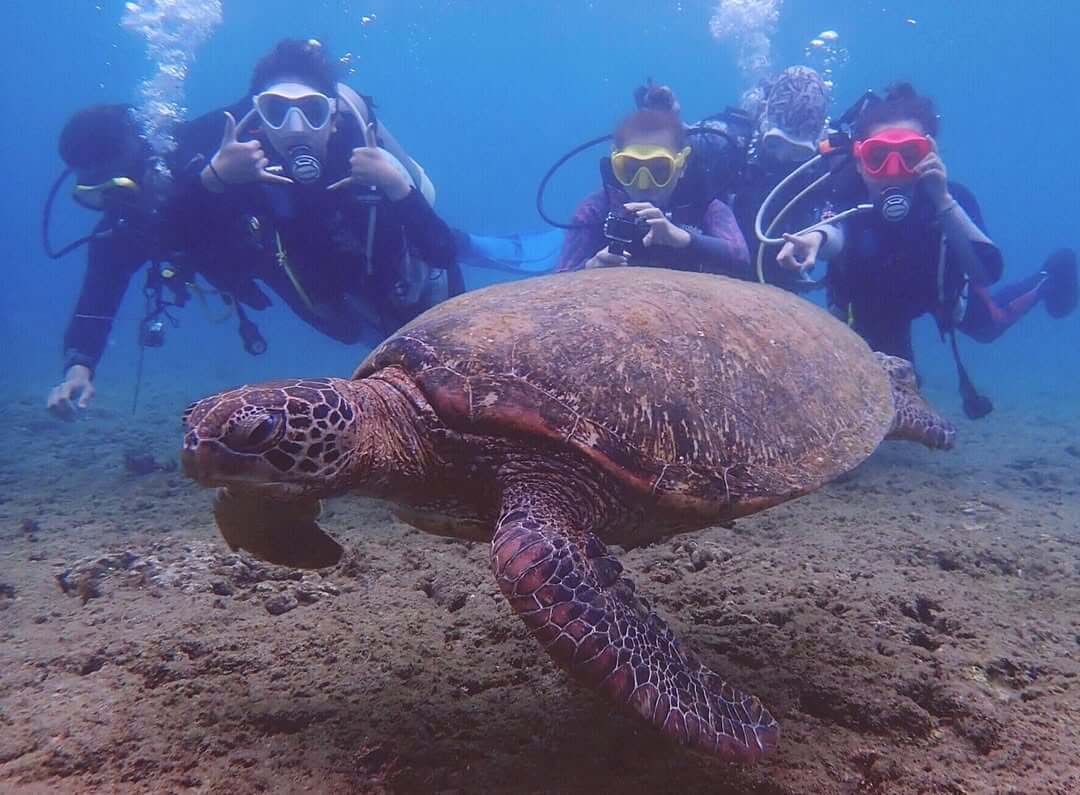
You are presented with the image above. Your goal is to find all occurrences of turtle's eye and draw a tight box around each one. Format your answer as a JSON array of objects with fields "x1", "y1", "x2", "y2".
[{"x1": 225, "y1": 411, "x2": 285, "y2": 453}]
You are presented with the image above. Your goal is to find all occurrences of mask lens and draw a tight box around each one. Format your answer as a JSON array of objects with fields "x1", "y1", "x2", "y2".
[
  {"x1": 639, "y1": 157, "x2": 673, "y2": 186},
  {"x1": 257, "y1": 94, "x2": 291, "y2": 128},
  {"x1": 611, "y1": 150, "x2": 676, "y2": 188},
  {"x1": 764, "y1": 135, "x2": 811, "y2": 163},
  {"x1": 860, "y1": 140, "x2": 890, "y2": 172},
  {"x1": 899, "y1": 140, "x2": 929, "y2": 169},
  {"x1": 611, "y1": 154, "x2": 637, "y2": 185},
  {"x1": 296, "y1": 95, "x2": 331, "y2": 128},
  {"x1": 858, "y1": 132, "x2": 932, "y2": 175},
  {"x1": 762, "y1": 135, "x2": 784, "y2": 156},
  {"x1": 257, "y1": 92, "x2": 332, "y2": 129}
]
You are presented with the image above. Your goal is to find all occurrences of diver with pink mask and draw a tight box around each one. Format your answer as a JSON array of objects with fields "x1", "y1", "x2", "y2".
[{"x1": 776, "y1": 83, "x2": 1076, "y2": 417}]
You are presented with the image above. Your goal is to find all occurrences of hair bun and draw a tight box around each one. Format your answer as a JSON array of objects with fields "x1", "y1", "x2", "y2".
[
  {"x1": 884, "y1": 81, "x2": 917, "y2": 102},
  {"x1": 633, "y1": 79, "x2": 678, "y2": 113},
  {"x1": 643, "y1": 85, "x2": 677, "y2": 112}
]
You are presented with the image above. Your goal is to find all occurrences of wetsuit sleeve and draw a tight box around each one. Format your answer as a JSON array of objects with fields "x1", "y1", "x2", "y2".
[
  {"x1": 556, "y1": 191, "x2": 609, "y2": 271},
  {"x1": 390, "y1": 187, "x2": 456, "y2": 268},
  {"x1": 161, "y1": 99, "x2": 262, "y2": 250},
  {"x1": 947, "y1": 182, "x2": 1004, "y2": 285},
  {"x1": 61, "y1": 222, "x2": 148, "y2": 375},
  {"x1": 667, "y1": 199, "x2": 752, "y2": 277}
]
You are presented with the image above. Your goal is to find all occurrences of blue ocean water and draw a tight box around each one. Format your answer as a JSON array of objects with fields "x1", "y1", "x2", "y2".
[
  {"x1": 3, "y1": 1, "x2": 1077, "y2": 412},
  {"x1": 2, "y1": 4, "x2": 1080, "y2": 789}
]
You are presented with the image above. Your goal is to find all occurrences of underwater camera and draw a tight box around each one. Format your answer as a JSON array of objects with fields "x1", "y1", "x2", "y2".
[
  {"x1": 604, "y1": 211, "x2": 649, "y2": 255},
  {"x1": 238, "y1": 315, "x2": 268, "y2": 356},
  {"x1": 139, "y1": 317, "x2": 166, "y2": 348}
]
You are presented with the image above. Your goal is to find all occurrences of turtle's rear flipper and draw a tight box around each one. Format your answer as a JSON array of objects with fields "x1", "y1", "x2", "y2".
[
  {"x1": 490, "y1": 486, "x2": 778, "y2": 763},
  {"x1": 213, "y1": 487, "x2": 343, "y2": 569},
  {"x1": 877, "y1": 353, "x2": 956, "y2": 450}
]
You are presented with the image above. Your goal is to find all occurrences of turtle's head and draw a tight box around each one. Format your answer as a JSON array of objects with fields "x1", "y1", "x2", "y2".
[{"x1": 182, "y1": 378, "x2": 365, "y2": 496}]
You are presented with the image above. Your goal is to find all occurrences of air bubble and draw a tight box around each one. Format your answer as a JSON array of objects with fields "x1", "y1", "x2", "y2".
[
  {"x1": 709, "y1": 0, "x2": 782, "y2": 79},
  {"x1": 121, "y1": 0, "x2": 223, "y2": 163}
]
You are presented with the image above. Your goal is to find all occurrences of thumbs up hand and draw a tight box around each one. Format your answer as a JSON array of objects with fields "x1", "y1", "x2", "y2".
[{"x1": 201, "y1": 110, "x2": 294, "y2": 192}]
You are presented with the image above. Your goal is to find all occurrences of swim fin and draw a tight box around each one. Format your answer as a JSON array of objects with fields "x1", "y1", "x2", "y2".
[{"x1": 1042, "y1": 248, "x2": 1077, "y2": 319}]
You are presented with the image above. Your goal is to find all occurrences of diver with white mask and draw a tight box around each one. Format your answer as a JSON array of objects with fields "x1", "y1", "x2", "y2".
[
  {"x1": 184, "y1": 38, "x2": 458, "y2": 346},
  {"x1": 46, "y1": 39, "x2": 458, "y2": 420}
]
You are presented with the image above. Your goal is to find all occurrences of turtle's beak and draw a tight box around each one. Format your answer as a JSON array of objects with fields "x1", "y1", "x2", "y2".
[
  {"x1": 181, "y1": 433, "x2": 304, "y2": 493},
  {"x1": 181, "y1": 435, "x2": 251, "y2": 486},
  {"x1": 181, "y1": 439, "x2": 220, "y2": 485}
]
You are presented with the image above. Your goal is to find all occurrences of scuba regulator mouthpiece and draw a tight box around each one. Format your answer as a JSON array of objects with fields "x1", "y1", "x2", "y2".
[
  {"x1": 288, "y1": 145, "x2": 322, "y2": 184},
  {"x1": 878, "y1": 186, "x2": 912, "y2": 223}
]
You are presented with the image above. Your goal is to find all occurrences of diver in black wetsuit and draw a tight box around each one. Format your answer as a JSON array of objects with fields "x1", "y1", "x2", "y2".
[
  {"x1": 179, "y1": 39, "x2": 457, "y2": 346},
  {"x1": 776, "y1": 83, "x2": 1077, "y2": 415},
  {"x1": 47, "y1": 39, "x2": 459, "y2": 419},
  {"x1": 45, "y1": 103, "x2": 177, "y2": 418}
]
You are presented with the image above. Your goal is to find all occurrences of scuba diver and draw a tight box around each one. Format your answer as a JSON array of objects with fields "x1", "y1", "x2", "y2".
[
  {"x1": 540, "y1": 69, "x2": 830, "y2": 284},
  {"x1": 177, "y1": 38, "x2": 458, "y2": 346},
  {"x1": 728, "y1": 66, "x2": 838, "y2": 288},
  {"x1": 556, "y1": 104, "x2": 750, "y2": 275},
  {"x1": 638, "y1": 67, "x2": 836, "y2": 289},
  {"x1": 774, "y1": 82, "x2": 1077, "y2": 417},
  {"x1": 44, "y1": 103, "x2": 173, "y2": 418},
  {"x1": 45, "y1": 38, "x2": 458, "y2": 418}
]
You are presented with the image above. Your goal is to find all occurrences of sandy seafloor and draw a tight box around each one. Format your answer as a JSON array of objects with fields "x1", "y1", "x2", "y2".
[{"x1": 1, "y1": 377, "x2": 1078, "y2": 795}]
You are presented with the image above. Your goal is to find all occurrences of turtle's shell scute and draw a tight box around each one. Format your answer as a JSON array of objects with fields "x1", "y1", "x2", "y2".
[{"x1": 355, "y1": 269, "x2": 893, "y2": 517}]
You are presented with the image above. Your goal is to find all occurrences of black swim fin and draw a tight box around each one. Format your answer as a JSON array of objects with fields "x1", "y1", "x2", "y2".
[{"x1": 1042, "y1": 248, "x2": 1077, "y2": 319}]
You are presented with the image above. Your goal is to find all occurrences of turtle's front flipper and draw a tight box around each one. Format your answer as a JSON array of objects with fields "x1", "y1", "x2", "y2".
[
  {"x1": 490, "y1": 489, "x2": 777, "y2": 763},
  {"x1": 213, "y1": 487, "x2": 343, "y2": 569},
  {"x1": 877, "y1": 353, "x2": 956, "y2": 450}
]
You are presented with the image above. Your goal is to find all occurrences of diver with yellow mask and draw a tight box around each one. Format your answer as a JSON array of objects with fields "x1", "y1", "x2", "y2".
[
  {"x1": 45, "y1": 103, "x2": 175, "y2": 418},
  {"x1": 556, "y1": 106, "x2": 750, "y2": 275},
  {"x1": 45, "y1": 101, "x2": 278, "y2": 418}
]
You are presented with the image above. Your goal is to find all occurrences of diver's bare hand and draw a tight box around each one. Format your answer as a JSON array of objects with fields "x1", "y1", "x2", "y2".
[
  {"x1": 626, "y1": 202, "x2": 691, "y2": 249},
  {"x1": 777, "y1": 231, "x2": 823, "y2": 272},
  {"x1": 914, "y1": 143, "x2": 949, "y2": 208},
  {"x1": 584, "y1": 247, "x2": 629, "y2": 269},
  {"x1": 327, "y1": 148, "x2": 411, "y2": 199},
  {"x1": 47, "y1": 365, "x2": 95, "y2": 420},
  {"x1": 201, "y1": 110, "x2": 294, "y2": 191}
]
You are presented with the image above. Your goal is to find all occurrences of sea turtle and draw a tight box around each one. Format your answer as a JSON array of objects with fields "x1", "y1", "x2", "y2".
[{"x1": 181, "y1": 268, "x2": 954, "y2": 763}]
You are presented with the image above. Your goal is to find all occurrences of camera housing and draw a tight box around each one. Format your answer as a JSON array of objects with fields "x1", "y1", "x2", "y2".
[
  {"x1": 603, "y1": 211, "x2": 649, "y2": 255},
  {"x1": 139, "y1": 318, "x2": 166, "y2": 348}
]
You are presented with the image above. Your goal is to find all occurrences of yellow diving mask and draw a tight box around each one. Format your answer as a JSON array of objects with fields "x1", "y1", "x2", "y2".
[
  {"x1": 610, "y1": 144, "x2": 691, "y2": 190},
  {"x1": 72, "y1": 176, "x2": 140, "y2": 211}
]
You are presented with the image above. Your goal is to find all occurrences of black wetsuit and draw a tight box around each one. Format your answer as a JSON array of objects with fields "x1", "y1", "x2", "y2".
[
  {"x1": 732, "y1": 156, "x2": 866, "y2": 292},
  {"x1": 731, "y1": 160, "x2": 818, "y2": 290},
  {"x1": 825, "y1": 181, "x2": 1004, "y2": 363},
  {"x1": 167, "y1": 105, "x2": 456, "y2": 344},
  {"x1": 60, "y1": 100, "x2": 457, "y2": 373},
  {"x1": 62, "y1": 204, "x2": 161, "y2": 373}
]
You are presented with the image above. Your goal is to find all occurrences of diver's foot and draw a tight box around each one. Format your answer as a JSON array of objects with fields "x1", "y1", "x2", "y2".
[{"x1": 1042, "y1": 248, "x2": 1077, "y2": 318}]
